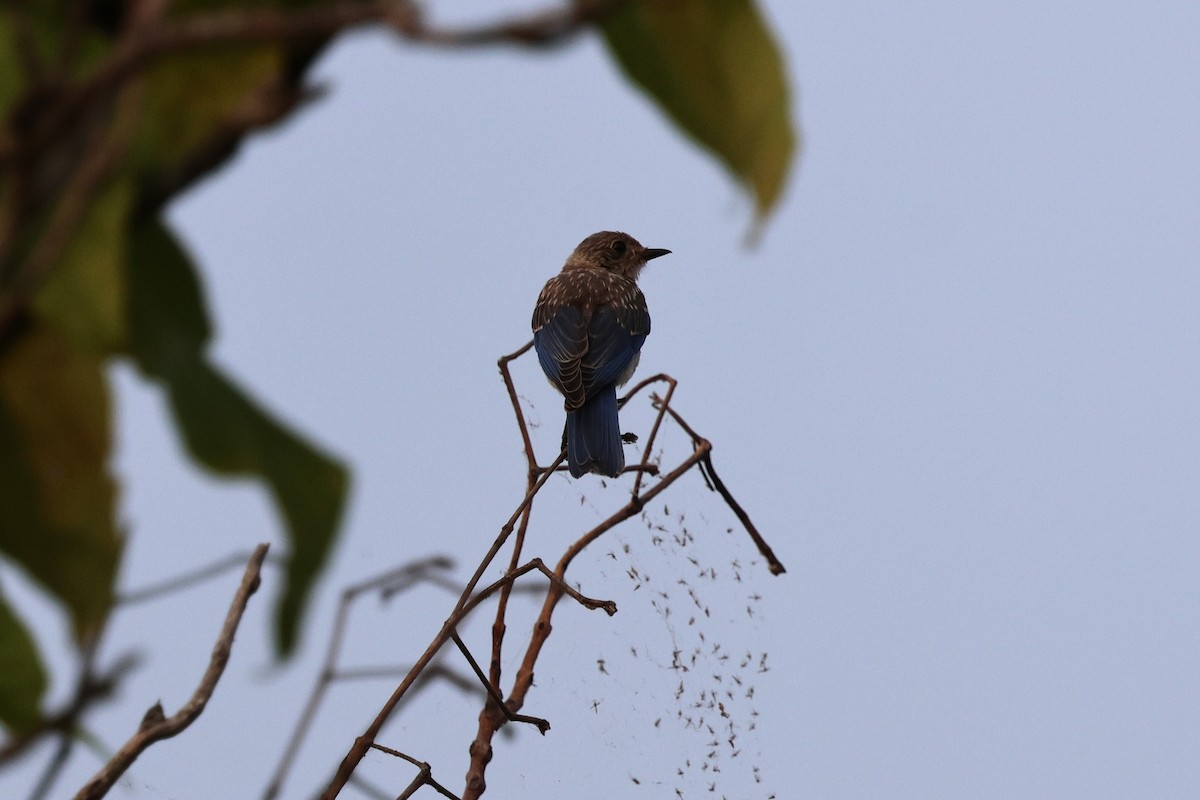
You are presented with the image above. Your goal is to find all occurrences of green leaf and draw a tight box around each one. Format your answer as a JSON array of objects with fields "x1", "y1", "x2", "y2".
[
  {"x1": 33, "y1": 178, "x2": 134, "y2": 353},
  {"x1": 133, "y1": 45, "x2": 283, "y2": 173},
  {"x1": 0, "y1": 585, "x2": 48, "y2": 734},
  {"x1": 127, "y1": 221, "x2": 348, "y2": 656},
  {"x1": 597, "y1": 0, "x2": 797, "y2": 229},
  {"x1": 0, "y1": 324, "x2": 122, "y2": 642},
  {"x1": 126, "y1": 218, "x2": 212, "y2": 373}
]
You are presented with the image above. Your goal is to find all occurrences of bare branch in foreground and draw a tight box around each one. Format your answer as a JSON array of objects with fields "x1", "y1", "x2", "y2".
[{"x1": 72, "y1": 544, "x2": 270, "y2": 800}]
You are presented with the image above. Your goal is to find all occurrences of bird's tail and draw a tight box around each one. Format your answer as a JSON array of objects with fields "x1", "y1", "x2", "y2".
[{"x1": 566, "y1": 387, "x2": 624, "y2": 478}]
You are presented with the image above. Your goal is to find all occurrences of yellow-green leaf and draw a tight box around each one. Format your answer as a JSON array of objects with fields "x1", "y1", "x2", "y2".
[
  {"x1": 128, "y1": 221, "x2": 348, "y2": 656},
  {"x1": 597, "y1": 0, "x2": 797, "y2": 228},
  {"x1": 33, "y1": 178, "x2": 134, "y2": 353},
  {"x1": 0, "y1": 586, "x2": 48, "y2": 734},
  {"x1": 0, "y1": 324, "x2": 122, "y2": 642},
  {"x1": 133, "y1": 44, "x2": 282, "y2": 174}
]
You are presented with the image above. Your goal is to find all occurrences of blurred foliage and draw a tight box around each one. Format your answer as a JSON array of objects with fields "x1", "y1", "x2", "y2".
[
  {"x1": 0, "y1": 0, "x2": 793, "y2": 741},
  {"x1": 0, "y1": 324, "x2": 121, "y2": 644},
  {"x1": 599, "y1": 0, "x2": 795, "y2": 230},
  {"x1": 0, "y1": 585, "x2": 47, "y2": 734}
]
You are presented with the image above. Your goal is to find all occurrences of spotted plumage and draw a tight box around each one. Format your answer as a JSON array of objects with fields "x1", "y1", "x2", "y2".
[{"x1": 532, "y1": 231, "x2": 671, "y2": 478}]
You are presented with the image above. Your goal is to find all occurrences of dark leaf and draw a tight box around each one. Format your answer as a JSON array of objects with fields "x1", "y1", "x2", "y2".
[
  {"x1": 0, "y1": 587, "x2": 48, "y2": 734},
  {"x1": 127, "y1": 221, "x2": 348, "y2": 656}
]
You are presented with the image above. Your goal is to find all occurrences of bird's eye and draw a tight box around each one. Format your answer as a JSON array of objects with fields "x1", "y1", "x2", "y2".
[{"x1": 611, "y1": 239, "x2": 627, "y2": 255}]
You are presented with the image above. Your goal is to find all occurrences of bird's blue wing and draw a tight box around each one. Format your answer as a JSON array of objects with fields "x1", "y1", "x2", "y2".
[
  {"x1": 582, "y1": 304, "x2": 648, "y2": 393},
  {"x1": 534, "y1": 304, "x2": 588, "y2": 408},
  {"x1": 534, "y1": 305, "x2": 583, "y2": 376}
]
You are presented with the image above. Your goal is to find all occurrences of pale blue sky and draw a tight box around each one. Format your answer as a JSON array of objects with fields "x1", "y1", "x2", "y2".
[{"x1": 5, "y1": 1, "x2": 1200, "y2": 798}]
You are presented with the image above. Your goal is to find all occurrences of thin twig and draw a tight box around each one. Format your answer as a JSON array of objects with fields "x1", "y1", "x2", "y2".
[
  {"x1": 323, "y1": 348, "x2": 783, "y2": 799},
  {"x1": 497, "y1": 340, "x2": 537, "y2": 464},
  {"x1": 27, "y1": 731, "x2": 72, "y2": 800},
  {"x1": 22, "y1": 636, "x2": 109, "y2": 800},
  {"x1": 451, "y1": 633, "x2": 549, "y2": 734},
  {"x1": 0, "y1": 650, "x2": 139, "y2": 769},
  {"x1": 622, "y1": 373, "x2": 678, "y2": 496},
  {"x1": 462, "y1": 436, "x2": 710, "y2": 798},
  {"x1": 452, "y1": 451, "x2": 565, "y2": 619},
  {"x1": 485, "y1": 339, "x2": 544, "y2": 744},
  {"x1": 655, "y1": 395, "x2": 787, "y2": 575},
  {"x1": 117, "y1": 549, "x2": 282, "y2": 606},
  {"x1": 321, "y1": 471, "x2": 632, "y2": 800},
  {"x1": 699, "y1": 451, "x2": 786, "y2": 575},
  {"x1": 72, "y1": 544, "x2": 270, "y2": 800},
  {"x1": 330, "y1": 664, "x2": 475, "y2": 693},
  {"x1": 461, "y1": 559, "x2": 616, "y2": 620},
  {"x1": 262, "y1": 556, "x2": 455, "y2": 800},
  {"x1": 369, "y1": 744, "x2": 462, "y2": 800}
]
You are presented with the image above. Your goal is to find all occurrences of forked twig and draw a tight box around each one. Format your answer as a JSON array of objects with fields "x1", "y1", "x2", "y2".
[
  {"x1": 369, "y1": 744, "x2": 461, "y2": 800},
  {"x1": 451, "y1": 633, "x2": 549, "y2": 734}
]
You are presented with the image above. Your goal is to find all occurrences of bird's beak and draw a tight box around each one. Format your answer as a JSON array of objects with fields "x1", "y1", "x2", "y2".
[{"x1": 642, "y1": 248, "x2": 671, "y2": 261}]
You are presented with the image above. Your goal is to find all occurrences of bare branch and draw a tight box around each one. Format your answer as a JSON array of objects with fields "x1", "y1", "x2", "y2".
[
  {"x1": 117, "y1": 549, "x2": 283, "y2": 606},
  {"x1": 497, "y1": 340, "x2": 537, "y2": 467},
  {"x1": 262, "y1": 555, "x2": 455, "y2": 800},
  {"x1": 72, "y1": 544, "x2": 270, "y2": 800},
  {"x1": 369, "y1": 745, "x2": 462, "y2": 800},
  {"x1": 322, "y1": 347, "x2": 782, "y2": 799},
  {"x1": 0, "y1": 649, "x2": 139, "y2": 769},
  {"x1": 487, "y1": 339, "x2": 543, "y2": 735},
  {"x1": 654, "y1": 394, "x2": 787, "y2": 576},
  {"x1": 699, "y1": 451, "x2": 787, "y2": 576},
  {"x1": 12, "y1": 640, "x2": 138, "y2": 800},
  {"x1": 451, "y1": 633, "x2": 549, "y2": 735},
  {"x1": 461, "y1": 558, "x2": 617, "y2": 620},
  {"x1": 623, "y1": 373, "x2": 678, "y2": 496},
  {"x1": 0, "y1": 0, "x2": 623, "y2": 165}
]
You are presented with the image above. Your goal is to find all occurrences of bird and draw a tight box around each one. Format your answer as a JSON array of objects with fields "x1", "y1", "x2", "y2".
[{"x1": 532, "y1": 231, "x2": 671, "y2": 478}]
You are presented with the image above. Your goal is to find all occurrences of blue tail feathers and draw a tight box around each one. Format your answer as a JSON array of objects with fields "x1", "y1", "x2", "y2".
[{"x1": 566, "y1": 387, "x2": 623, "y2": 478}]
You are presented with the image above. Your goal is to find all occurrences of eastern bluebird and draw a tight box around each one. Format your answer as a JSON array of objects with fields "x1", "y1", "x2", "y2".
[{"x1": 532, "y1": 231, "x2": 671, "y2": 478}]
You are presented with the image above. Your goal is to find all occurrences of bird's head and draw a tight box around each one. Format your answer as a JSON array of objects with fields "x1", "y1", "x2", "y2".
[{"x1": 564, "y1": 231, "x2": 671, "y2": 279}]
